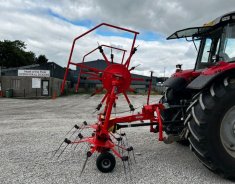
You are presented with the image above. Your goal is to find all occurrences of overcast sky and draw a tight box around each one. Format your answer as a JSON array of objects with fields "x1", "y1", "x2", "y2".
[{"x1": 1, "y1": 0, "x2": 235, "y2": 77}]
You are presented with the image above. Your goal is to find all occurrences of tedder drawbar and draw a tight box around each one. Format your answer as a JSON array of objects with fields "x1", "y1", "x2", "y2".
[{"x1": 55, "y1": 12, "x2": 235, "y2": 180}]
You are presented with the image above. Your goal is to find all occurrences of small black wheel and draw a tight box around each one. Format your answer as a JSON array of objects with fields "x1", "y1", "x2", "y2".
[{"x1": 96, "y1": 152, "x2": 116, "y2": 173}]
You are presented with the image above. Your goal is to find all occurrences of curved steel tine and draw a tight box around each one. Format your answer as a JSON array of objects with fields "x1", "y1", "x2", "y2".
[
  {"x1": 122, "y1": 160, "x2": 127, "y2": 182},
  {"x1": 57, "y1": 144, "x2": 69, "y2": 159},
  {"x1": 127, "y1": 151, "x2": 132, "y2": 166},
  {"x1": 132, "y1": 149, "x2": 136, "y2": 164},
  {"x1": 65, "y1": 124, "x2": 80, "y2": 136},
  {"x1": 64, "y1": 126, "x2": 75, "y2": 137},
  {"x1": 52, "y1": 140, "x2": 65, "y2": 158},
  {"x1": 117, "y1": 141, "x2": 121, "y2": 153},
  {"x1": 127, "y1": 158, "x2": 133, "y2": 182},
  {"x1": 68, "y1": 129, "x2": 80, "y2": 140},
  {"x1": 80, "y1": 151, "x2": 92, "y2": 177},
  {"x1": 80, "y1": 156, "x2": 88, "y2": 177},
  {"x1": 71, "y1": 128, "x2": 87, "y2": 149}
]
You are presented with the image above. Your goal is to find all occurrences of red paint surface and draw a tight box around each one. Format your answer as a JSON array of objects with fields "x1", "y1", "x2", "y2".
[
  {"x1": 202, "y1": 61, "x2": 235, "y2": 75},
  {"x1": 172, "y1": 69, "x2": 201, "y2": 81}
]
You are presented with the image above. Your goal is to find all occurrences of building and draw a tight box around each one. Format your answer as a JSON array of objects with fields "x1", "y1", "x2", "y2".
[
  {"x1": 0, "y1": 62, "x2": 72, "y2": 98},
  {"x1": 0, "y1": 60, "x2": 166, "y2": 98}
]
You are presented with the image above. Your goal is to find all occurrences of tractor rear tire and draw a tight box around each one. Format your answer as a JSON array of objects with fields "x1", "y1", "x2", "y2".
[{"x1": 186, "y1": 76, "x2": 235, "y2": 179}]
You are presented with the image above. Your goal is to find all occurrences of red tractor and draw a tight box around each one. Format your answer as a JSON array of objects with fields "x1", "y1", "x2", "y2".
[
  {"x1": 57, "y1": 12, "x2": 235, "y2": 180},
  {"x1": 163, "y1": 11, "x2": 235, "y2": 179}
]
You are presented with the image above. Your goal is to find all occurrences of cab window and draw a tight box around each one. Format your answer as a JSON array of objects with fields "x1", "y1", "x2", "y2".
[
  {"x1": 223, "y1": 38, "x2": 235, "y2": 61},
  {"x1": 219, "y1": 23, "x2": 235, "y2": 62},
  {"x1": 201, "y1": 38, "x2": 212, "y2": 63}
]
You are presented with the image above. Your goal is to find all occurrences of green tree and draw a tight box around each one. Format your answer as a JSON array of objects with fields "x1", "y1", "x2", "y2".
[
  {"x1": 36, "y1": 55, "x2": 48, "y2": 64},
  {"x1": 0, "y1": 40, "x2": 36, "y2": 68}
]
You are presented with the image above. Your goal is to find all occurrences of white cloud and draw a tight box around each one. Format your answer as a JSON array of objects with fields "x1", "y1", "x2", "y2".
[
  {"x1": 0, "y1": 0, "x2": 232, "y2": 76},
  {"x1": 41, "y1": 0, "x2": 235, "y2": 34}
]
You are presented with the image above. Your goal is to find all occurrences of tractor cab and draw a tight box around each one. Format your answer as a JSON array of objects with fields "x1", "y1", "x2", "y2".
[{"x1": 167, "y1": 11, "x2": 235, "y2": 70}]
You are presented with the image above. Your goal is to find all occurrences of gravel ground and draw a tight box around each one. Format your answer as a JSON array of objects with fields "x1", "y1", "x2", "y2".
[{"x1": 0, "y1": 94, "x2": 233, "y2": 184}]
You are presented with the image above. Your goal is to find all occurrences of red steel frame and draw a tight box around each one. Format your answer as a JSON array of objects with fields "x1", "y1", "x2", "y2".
[
  {"x1": 75, "y1": 45, "x2": 127, "y2": 93},
  {"x1": 61, "y1": 23, "x2": 165, "y2": 160},
  {"x1": 61, "y1": 23, "x2": 139, "y2": 93}
]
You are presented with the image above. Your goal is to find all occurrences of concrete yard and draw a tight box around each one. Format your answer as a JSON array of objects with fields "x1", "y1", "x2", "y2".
[{"x1": 0, "y1": 95, "x2": 233, "y2": 184}]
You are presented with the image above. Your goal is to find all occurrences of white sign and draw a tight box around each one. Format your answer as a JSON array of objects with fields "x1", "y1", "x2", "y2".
[
  {"x1": 18, "y1": 70, "x2": 50, "y2": 77},
  {"x1": 32, "y1": 78, "x2": 41, "y2": 88}
]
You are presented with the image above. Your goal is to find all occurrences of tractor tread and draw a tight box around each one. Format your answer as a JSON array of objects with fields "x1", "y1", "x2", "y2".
[
  {"x1": 184, "y1": 113, "x2": 191, "y2": 126},
  {"x1": 209, "y1": 83, "x2": 215, "y2": 97},
  {"x1": 187, "y1": 76, "x2": 235, "y2": 180},
  {"x1": 188, "y1": 121, "x2": 204, "y2": 142},
  {"x1": 192, "y1": 151, "x2": 217, "y2": 171},
  {"x1": 186, "y1": 99, "x2": 198, "y2": 113},
  {"x1": 191, "y1": 106, "x2": 201, "y2": 126},
  {"x1": 223, "y1": 77, "x2": 229, "y2": 87},
  {"x1": 188, "y1": 137, "x2": 207, "y2": 158},
  {"x1": 199, "y1": 93, "x2": 206, "y2": 111}
]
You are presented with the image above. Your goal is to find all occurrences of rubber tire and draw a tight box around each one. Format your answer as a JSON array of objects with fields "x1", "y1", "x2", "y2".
[
  {"x1": 160, "y1": 88, "x2": 190, "y2": 146},
  {"x1": 177, "y1": 139, "x2": 190, "y2": 146},
  {"x1": 186, "y1": 76, "x2": 235, "y2": 179},
  {"x1": 96, "y1": 152, "x2": 116, "y2": 173}
]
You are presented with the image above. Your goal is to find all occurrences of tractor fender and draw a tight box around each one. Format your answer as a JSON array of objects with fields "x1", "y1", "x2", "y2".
[
  {"x1": 163, "y1": 77, "x2": 188, "y2": 91},
  {"x1": 187, "y1": 61, "x2": 235, "y2": 90},
  {"x1": 164, "y1": 69, "x2": 200, "y2": 91}
]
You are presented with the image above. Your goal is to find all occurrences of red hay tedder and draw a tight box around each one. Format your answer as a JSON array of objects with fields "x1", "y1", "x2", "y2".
[{"x1": 54, "y1": 12, "x2": 235, "y2": 180}]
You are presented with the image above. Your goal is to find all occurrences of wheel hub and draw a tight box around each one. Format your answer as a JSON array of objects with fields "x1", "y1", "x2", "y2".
[
  {"x1": 101, "y1": 159, "x2": 111, "y2": 169},
  {"x1": 220, "y1": 106, "x2": 235, "y2": 158},
  {"x1": 102, "y1": 64, "x2": 131, "y2": 94}
]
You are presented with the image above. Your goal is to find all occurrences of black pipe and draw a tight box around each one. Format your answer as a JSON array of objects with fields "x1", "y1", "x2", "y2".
[
  {"x1": 116, "y1": 122, "x2": 158, "y2": 130},
  {"x1": 116, "y1": 120, "x2": 184, "y2": 131}
]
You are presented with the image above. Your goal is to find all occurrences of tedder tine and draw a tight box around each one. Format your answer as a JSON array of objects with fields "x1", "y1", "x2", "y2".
[
  {"x1": 65, "y1": 124, "x2": 80, "y2": 137},
  {"x1": 122, "y1": 156, "x2": 129, "y2": 182},
  {"x1": 80, "y1": 151, "x2": 92, "y2": 177},
  {"x1": 123, "y1": 134, "x2": 133, "y2": 166},
  {"x1": 64, "y1": 127, "x2": 74, "y2": 137},
  {"x1": 57, "y1": 138, "x2": 71, "y2": 159},
  {"x1": 52, "y1": 138, "x2": 71, "y2": 158},
  {"x1": 117, "y1": 141, "x2": 121, "y2": 153},
  {"x1": 73, "y1": 133, "x2": 84, "y2": 150},
  {"x1": 73, "y1": 142, "x2": 80, "y2": 151},
  {"x1": 57, "y1": 144, "x2": 69, "y2": 159},
  {"x1": 80, "y1": 157, "x2": 88, "y2": 177},
  {"x1": 127, "y1": 158, "x2": 133, "y2": 182},
  {"x1": 127, "y1": 150, "x2": 132, "y2": 166},
  {"x1": 68, "y1": 127, "x2": 80, "y2": 139},
  {"x1": 52, "y1": 141, "x2": 64, "y2": 158},
  {"x1": 122, "y1": 160, "x2": 127, "y2": 181},
  {"x1": 121, "y1": 136, "x2": 126, "y2": 156},
  {"x1": 127, "y1": 146, "x2": 136, "y2": 164},
  {"x1": 132, "y1": 148, "x2": 137, "y2": 164},
  {"x1": 122, "y1": 132, "x2": 136, "y2": 164},
  {"x1": 67, "y1": 121, "x2": 87, "y2": 139}
]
